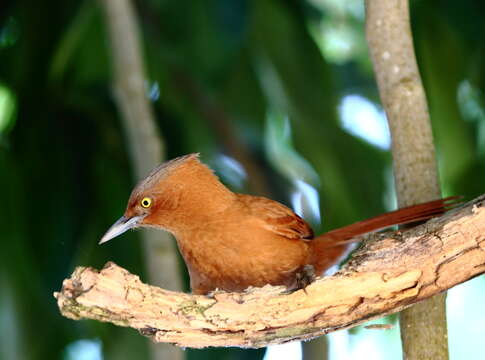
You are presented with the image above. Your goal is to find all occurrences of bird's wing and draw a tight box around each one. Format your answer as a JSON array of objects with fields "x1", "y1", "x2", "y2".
[{"x1": 237, "y1": 194, "x2": 314, "y2": 241}]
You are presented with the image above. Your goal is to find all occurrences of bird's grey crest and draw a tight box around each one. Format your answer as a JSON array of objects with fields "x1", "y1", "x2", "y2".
[{"x1": 130, "y1": 153, "x2": 200, "y2": 196}]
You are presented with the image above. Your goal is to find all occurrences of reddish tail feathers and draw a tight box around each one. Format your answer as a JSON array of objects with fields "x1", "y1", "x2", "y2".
[{"x1": 311, "y1": 196, "x2": 461, "y2": 274}]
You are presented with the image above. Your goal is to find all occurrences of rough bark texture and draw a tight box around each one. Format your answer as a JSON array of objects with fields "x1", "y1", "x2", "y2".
[
  {"x1": 99, "y1": 1, "x2": 183, "y2": 359},
  {"x1": 365, "y1": 1, "x2": 446, "y2": 358},
  {"x1": 55, "y1": 196, "x2": 485, "y2": 349}
]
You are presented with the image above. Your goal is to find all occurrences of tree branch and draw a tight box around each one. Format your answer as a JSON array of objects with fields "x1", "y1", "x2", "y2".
[
  {"x1": 55, "y1": 195, "x2": 485, "y2": 348},
  {"x1": 99, "y1": 0, "x2": 183, "y2": 358}
]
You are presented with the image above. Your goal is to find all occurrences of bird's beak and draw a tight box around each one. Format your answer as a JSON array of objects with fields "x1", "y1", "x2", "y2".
[{"x1": 99, "y1": 215, "x2": 145, "y2": 244}]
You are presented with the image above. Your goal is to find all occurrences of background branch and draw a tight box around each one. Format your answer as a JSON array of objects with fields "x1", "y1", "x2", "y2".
[
  {"x1": 55, "y1": 196, "x2": 485, "y2": 349},
  {"x1": 99, "y1": 1, "x2": 183, "y2": 359},
  {"x1": 365, "y1": 1, "x2": 446, "y2": 358}
]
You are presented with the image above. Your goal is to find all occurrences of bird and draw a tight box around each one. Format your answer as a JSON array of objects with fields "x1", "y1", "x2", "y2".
[{"x1": 100, "y1": 153, "x2": 457, "y2": 295}]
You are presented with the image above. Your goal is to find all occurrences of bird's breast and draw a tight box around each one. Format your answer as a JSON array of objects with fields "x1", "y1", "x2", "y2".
[{"x1": 174, "y1": 219, "x2": 311, "y2": 294}]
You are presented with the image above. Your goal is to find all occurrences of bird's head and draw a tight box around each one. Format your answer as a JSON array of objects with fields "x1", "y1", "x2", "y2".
[
  {"x1": 99, "y1": 153, "x2": 233, "y2": 244},
  {"x1": 99, "y1": 154, "x2": 200, "y2": 244}
]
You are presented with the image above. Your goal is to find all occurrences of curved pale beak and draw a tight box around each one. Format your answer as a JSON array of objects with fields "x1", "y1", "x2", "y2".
[{"x1": 99, "y1": 215, "x2": 145, "y2": 244}]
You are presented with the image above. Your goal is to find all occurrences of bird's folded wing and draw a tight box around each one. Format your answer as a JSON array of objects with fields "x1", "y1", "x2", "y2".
[{"x1": 237, "y1": 194, "x2": 313, "y2": 240}]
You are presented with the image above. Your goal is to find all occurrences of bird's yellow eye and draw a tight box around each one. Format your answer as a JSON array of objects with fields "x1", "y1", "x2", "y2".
[{"x1": 140, "y1": 197, "x2": 152, "y2": 208}]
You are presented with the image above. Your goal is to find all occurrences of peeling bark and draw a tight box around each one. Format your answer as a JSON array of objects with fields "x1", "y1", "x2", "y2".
[{"x1": 55, "y1": 196, "x2": 485, "y2": 348}]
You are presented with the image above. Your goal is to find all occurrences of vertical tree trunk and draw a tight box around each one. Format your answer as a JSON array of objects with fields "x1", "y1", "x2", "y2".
[
  {"x1": 365, "y1": 0, "x2": 447, "y2": 359},
  {"x1": 99, "y1": 1, "x2": 184, "y2": 360}
]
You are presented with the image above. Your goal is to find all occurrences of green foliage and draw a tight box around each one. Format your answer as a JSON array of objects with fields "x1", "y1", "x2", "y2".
[{"x1": 0, "y1": 0, "x2": 484, "y2": 359}]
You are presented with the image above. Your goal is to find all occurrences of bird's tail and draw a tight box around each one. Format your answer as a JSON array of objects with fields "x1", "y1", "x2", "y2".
[{"x1": 310, "y1": 196, "x2": 461, "y2": 274}]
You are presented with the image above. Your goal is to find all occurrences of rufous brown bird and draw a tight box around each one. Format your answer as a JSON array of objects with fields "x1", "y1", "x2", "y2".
[{"x1": 100, "y1": 153, "x2": 456, "y2": 295}]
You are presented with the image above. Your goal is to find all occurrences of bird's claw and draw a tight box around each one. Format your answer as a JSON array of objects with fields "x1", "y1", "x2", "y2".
[{"x1": 282, "y1": 264, "x2": 316, "y2": 295}]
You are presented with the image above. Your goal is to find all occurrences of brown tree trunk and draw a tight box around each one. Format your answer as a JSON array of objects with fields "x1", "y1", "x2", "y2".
[{"x1": 365, "y1": 0, "x2": 447, "y2": 359}]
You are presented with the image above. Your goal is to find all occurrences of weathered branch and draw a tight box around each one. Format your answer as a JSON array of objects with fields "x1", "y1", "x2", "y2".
[{"x1": 55, "y1": 196, "x2": 485, "y2": 348}]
